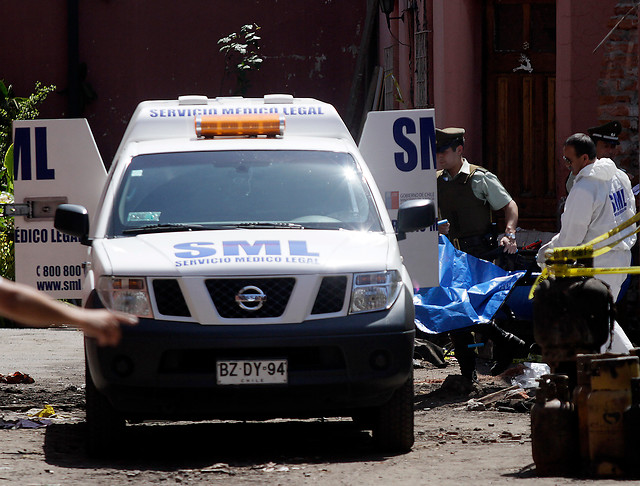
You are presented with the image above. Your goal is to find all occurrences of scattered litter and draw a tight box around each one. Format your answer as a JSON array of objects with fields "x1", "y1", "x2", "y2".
[
  {"x1": 0, "y1": 372, "x2": 35, "y2": 384},
  {"x1": 505, "y1": 388, "x2": 530, "y2": 400},
  {"x1": 477, "y1": 385, "x2": 520, "y2": 406},
  {"x1": 0, "y1": 417, "x2": 51, "y2": 429},
  {"x1": 255, "y1": 462, "x2": 290, "y2": 473},
  {"x1": 509, "y1": 362, "x2": 550, "y2": 389},
  {"x1": 27, "y1": 405, "x2": 57, "y2": 418},
  {"x1": 465, "y1": 385, "x2": 533, "y2": 413},
  {"x1": 200, "y1": 463, "x2": 235, "y2": 475},
  {"x1": 24, "y1": 407, "x2": 77, "y2": 424},
  {"x1": 0, "y1": 405, "x2": 73, "y2": 427},
  {"x1": 466, "y1": 399, "x2": 486, "y2": 411}
]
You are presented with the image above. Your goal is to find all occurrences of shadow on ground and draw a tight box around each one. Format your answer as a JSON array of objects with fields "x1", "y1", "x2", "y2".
[{"x1": 43, "y1": 419, "x2": 399, "y2": 471}]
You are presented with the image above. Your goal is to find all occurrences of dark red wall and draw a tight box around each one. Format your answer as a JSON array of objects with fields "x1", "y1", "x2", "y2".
[{"x1": 2, "y1": 1, "x2": 367, "y2": 164}]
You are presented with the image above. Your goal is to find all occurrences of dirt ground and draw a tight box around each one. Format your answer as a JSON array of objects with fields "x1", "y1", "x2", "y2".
[{"x1": 0, "y1": 328, "x2": 626, "y2": 485}]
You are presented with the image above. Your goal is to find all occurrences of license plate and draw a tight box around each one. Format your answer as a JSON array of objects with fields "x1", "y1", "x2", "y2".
[{"x1": 216, "y1": 359, "x2": 288, "y2": 385}]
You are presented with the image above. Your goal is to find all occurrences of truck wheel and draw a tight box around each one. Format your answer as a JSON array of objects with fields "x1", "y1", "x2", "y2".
[
  {"x1": 85, "y1": 361, "x2": 125, "y2": 457},
  {"x1": 372, "y1": 373, "x2": 414, "y2": 453}
]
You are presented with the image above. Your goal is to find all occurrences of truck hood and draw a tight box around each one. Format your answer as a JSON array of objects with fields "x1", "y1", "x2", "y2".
[{"x1": 94, "y1": 229, "x2": 395, "y2": 276}]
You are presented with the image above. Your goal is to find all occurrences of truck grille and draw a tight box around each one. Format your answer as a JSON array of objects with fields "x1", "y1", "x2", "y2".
[
  {"x1": 311, "y1": 276, "x2": 347, "y2": 314},
  {"x1": 205, "y1": 278, "x2": 295, "y2": 318},
  {"x1": 152, "y1": 279, "x2": 191, "y2": 317}
]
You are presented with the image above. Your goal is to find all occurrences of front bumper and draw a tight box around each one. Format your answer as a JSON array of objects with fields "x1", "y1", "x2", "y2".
[{"x1": 86, "y1": 291, "x2": 415, "y2": 420}]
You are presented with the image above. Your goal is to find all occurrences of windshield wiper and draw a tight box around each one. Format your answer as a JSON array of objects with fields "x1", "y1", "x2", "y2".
[
  {"x1": 122, "y1": 223, "x2": 230, "y2": 235},
  {"x1": 232, "y1": 222, "x2": 305, "y2": 229},
  {"x1": 122, "y1": 221, "x2": 307, "y2": 235}
]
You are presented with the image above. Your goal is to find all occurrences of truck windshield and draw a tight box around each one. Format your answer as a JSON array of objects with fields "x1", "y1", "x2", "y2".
[{"x1": 108, "y1": 150, "x2": 383, "y2": 236}]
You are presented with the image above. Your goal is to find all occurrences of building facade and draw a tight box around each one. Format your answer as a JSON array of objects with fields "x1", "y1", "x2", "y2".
[{"x1": 377, "y1": 0, "x2": 638, "y2": 231}]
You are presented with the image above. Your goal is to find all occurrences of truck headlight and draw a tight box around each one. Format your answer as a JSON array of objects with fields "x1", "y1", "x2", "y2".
[
  {"x1": 350, "y1": 270, "x2": 402, "y2": 314},
  {"x1": 97, "y1": 276, "x2": 153, "y2": 318}
]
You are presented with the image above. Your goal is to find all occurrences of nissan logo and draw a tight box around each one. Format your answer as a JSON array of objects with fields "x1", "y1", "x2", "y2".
[{"x1": 235, "y1": 285, "x2": 267, "y2": 311}]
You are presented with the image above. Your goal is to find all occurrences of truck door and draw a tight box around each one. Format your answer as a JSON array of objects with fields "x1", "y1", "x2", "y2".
[
  {"x1": 359, "y1": 108, "x2": 439, "y2": 289},
  {"x1": 10, "y1": 119, "x2": 107, "y2": 299}
]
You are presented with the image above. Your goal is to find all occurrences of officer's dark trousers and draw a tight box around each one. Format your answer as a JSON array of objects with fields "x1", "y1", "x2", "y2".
[
  {"x1": 449, "y1": 240, "x2": 515, "y2": 380},
  {"x1": 450, "y1": 321, "x2": 516, "y2": 380}
]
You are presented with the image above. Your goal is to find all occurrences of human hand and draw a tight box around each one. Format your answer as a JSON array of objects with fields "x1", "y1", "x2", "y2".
[
  {"x1": 80, "y1": 309, "x2": 138, "y2": 347},
  {"x1": 438, "y1": 221, "x2": 450, "y2": 235},
  {"x1": 499, "y1": 236, "x2": 518, "y2": 254}
]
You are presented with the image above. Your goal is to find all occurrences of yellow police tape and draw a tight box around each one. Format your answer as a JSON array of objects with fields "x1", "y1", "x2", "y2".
[{"x1": 527, "y1": 211, "x2": 640, "y2": 300}]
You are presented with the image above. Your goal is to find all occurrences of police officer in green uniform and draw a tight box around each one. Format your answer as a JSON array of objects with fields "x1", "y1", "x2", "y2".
[
  {"x1": 436, "y1": 127, "x2": 526, "y2": 380},
  {"x1": 436, "y1": 127, "x2": 518, "y2": 257}
]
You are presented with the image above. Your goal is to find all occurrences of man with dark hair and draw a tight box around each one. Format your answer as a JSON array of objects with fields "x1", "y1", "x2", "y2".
[
  {"x1": 538, "y1": 133, "x2": 636, "y2": 352},
  {"x1": 566, "y1": 121, "x2": 622, "y2": 193}
]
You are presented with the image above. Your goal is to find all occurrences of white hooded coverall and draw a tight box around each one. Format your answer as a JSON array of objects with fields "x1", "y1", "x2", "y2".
[{"x1": 537, "y1": 158, "x2": 637, "y2": 353}]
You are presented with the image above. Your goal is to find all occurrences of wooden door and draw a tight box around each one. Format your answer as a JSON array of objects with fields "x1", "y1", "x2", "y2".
[{"x1": 484, "y1": 0, "x2": 557, "y2": 232}]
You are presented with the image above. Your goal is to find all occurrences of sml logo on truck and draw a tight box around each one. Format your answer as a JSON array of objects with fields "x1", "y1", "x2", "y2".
[{"x1": 174, "y1": 240, "x2": 320, "y2": 267}]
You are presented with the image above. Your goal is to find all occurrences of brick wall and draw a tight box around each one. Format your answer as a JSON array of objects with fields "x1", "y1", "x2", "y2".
[
  {"x1": 597, "y1": 2, "x2": 639, "y2": 177},
  {"x1": 602, "y1": 3, "x2": 640, "y2": 344}
]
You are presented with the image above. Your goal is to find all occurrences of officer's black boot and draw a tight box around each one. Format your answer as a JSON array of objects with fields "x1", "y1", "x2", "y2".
[
  {"x1": 451, "y1": 331, "x2": 477, "y2": 382},
  {"x1": 483, "y1": 321, "x2": 527, "y2": 376}
]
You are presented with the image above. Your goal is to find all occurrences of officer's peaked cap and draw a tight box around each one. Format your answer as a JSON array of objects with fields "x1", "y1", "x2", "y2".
[
  {"x1": 587, "y1": 121, "x2": 621, "y2": 145},
  {"x1": 435, "y1": 127, "x2": 465, "y2": 148}
]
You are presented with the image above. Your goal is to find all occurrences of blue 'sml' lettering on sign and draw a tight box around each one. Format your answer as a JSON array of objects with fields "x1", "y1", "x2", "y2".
[
  {"x1": 392, "y1": 117, "x2": 435, "y2": 173},
  {"x1": 393, "y1": 118, "x2": 418, "y2": 172},
  {"x1": 13, "y1": 127, "x2": 55, "y2": 180},
  {"x1": 419, "y1": 117, "x2": 436, "y2": 171}
]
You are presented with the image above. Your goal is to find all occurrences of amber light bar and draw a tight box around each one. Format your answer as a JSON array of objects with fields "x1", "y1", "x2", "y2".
[{"x1": 195, "y1": 114, "x2": 285, "y2": 138}]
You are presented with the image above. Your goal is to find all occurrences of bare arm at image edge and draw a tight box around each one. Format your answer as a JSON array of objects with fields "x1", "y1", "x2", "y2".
[{"x1": 0, "y1": 278, "x2": 137, "y2": 346}]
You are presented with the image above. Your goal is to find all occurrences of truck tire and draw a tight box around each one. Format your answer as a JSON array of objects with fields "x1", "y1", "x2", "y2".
[
  {"x1": 372, "y1": 373, "x2": 414, "y2": 453},
  {"x1": 85, "y1": 361, "x2": 125, "y2": 457}
]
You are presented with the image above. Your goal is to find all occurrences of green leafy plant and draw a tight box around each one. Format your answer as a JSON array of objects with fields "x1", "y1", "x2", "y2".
[
  {"x1": 0, "y1": 80, "x2": 55, "y2": 281},
  {"x1": 218, "y1": 23, "x2": 265, "y2": 96}
]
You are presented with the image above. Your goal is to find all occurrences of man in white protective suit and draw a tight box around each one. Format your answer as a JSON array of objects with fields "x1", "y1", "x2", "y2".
[{"x1": 537, "y1": 133, "x2": 637, "y2": 353}]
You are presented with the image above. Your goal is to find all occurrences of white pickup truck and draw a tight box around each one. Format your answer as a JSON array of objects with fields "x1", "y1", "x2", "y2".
[{"x1": 45, "y1": 94, "x2": 436, "y2": 455}]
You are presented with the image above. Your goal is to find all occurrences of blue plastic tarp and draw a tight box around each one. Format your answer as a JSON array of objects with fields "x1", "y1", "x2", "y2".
[{"x1": 414, "y1": 235, "x2": 526, "y2": 334}]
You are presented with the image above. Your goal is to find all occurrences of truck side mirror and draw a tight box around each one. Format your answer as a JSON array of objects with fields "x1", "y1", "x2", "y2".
[
  {"x1": 396, "y1": 199, "x2": 436, "y2": 240},
  {"x1": 55, "y1": 204, "x2": 91, "y2": 246}
]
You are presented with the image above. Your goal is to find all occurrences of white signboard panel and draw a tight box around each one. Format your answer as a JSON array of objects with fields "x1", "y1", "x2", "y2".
[
  {"x1": 12, "y1": 119, "x2": 107, "y2": 299},
  {"x1": 359, "y1": 109, "x2": 439, "y2": 289}
]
